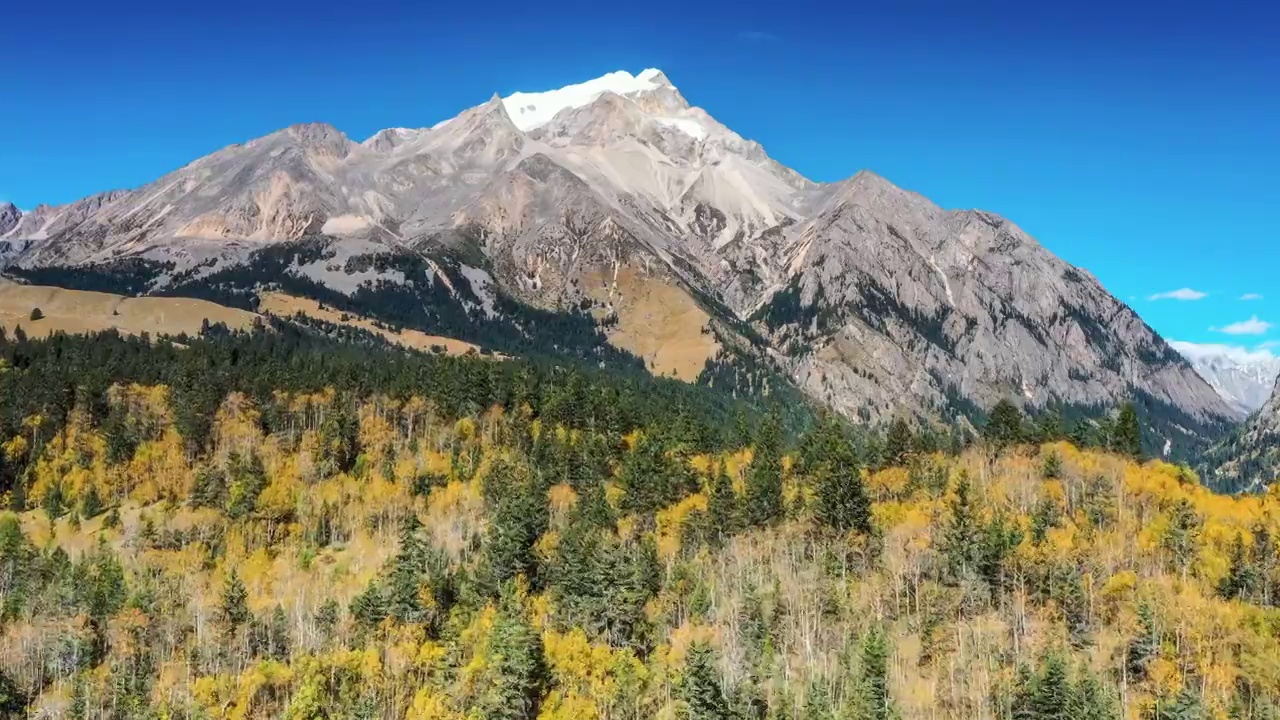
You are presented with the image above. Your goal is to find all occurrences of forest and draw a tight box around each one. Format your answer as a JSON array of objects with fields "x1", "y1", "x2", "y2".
[{"x1": 0, "y1": 324, "x2": 1278, "y2": 719}]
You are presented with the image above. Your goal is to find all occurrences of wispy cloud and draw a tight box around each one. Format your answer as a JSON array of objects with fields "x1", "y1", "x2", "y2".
[
  {"x1": 1241, "y1": 293, "x2": 1264, "y2": 301},
  {"x1": 736, "y1": 30, "x2": 778, "y2": 42},
  {"x1": 1148, "y1": 288, "x2": 1207, "y2": 301},
  {"x1": 1212, "y1": 315, "x2": 1274, "y2": 336}
]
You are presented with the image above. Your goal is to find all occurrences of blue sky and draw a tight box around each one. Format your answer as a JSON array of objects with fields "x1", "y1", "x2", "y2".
[{"x1": 2, "y1": 0, "x2": 1276, "y2": 349}]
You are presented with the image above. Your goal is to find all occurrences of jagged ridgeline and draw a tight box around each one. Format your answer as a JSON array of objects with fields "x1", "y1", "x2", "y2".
[
  {"x1": 0, "y1": 68, "x2": 1240, "y2": 461},
  {"x1": 1, "y1": 323, "x2": 1279, "y2": 718}
]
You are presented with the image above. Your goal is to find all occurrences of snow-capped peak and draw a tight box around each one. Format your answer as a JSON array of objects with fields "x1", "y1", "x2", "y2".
[
  {"x1": 1170, "y1": 341, "x2": 1280, "y2": 415},
  {"x1": 502, "y1": 69, "x2": 670, "y2": 132}
]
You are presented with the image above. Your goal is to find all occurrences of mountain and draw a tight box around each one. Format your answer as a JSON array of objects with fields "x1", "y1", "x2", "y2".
[
  {"x1": 0, "y1": 68, "x2": 1238, "y2": 448},
  {"x1": 1203, "y1": 377, "x2": 1280, "y2": 492},
  {"x1": 0, "y1": 203, "x2": 21, "y2": 236},
  {"x1": 1170, "y1": 341, "x2": 1280, "y2": 415}
]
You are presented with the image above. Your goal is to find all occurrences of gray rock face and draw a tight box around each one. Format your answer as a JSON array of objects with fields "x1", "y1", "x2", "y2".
[
  {"x1": 754, "y1": 171, "x2": 1234, "y2": 440},
  {"x1": 0, "y1": 203, "x2": 20, "y2": 236},
  {"x1": 0, "y1": 68, "x2": 1238, "y2": 440}
]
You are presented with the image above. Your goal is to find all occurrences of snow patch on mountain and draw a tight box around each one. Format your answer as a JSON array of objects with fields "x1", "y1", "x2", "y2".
[
  {"x1": 503, "y1": 69, "x2": 667, "y2": 132},
  {"x1": 1171, "y1": 341, "x2": 1280, "y2": 415},
  {"x1": 459, "y1": 264, "x2": 497, "y2": 318},
  {"x1": 654, "y1": 117, "x2": 708, "y2": 140}
]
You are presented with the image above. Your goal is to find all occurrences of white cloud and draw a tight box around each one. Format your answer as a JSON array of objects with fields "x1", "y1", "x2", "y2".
[
  {"x1": 1170, "y1": 340, "x2": 1276, "y2": 363},
  {"x1": 1212, "y1": 315, "x2": 1274, "y2": 336},
  {"x1": 1241, "y1": 293, "x2": 1264, "y2": 301},
  {"x1": 1148, "y1": 288, "x2": 1208, "y2": 301}
]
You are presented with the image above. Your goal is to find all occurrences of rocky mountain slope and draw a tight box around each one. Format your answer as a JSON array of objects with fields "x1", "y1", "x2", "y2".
[
  {"x1": 1204, "y1": 378, "x2": 1280, "y2": 492},
  {"x1": 0, "y1": 68, "x2": 1238, "y2": 449},
  {"x1": 1170, "y1": 341, "x2": 1280, "y2": 415}
]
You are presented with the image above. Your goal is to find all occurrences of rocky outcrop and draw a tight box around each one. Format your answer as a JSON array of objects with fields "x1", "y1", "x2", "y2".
[{"x1": 0, "y1": 203, "x2": 20, "y2": 236}]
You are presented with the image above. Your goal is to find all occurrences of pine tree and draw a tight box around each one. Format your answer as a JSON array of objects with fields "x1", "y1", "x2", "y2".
[
  {"x1": 884, "y1": 417, "x2": 914, "y2": 468},
  {"x1": 707, "y1": 463, "x2": 739, "y2": 543},
  {"x1": 79, "y1": 484, "x2": 103, "y2": 519},
  {"x1": 319, "y1": 398, "x2": 361, "y2": 474},
  {"x1": 811, "y1": 420, "x2": 872, "y2": 535},
  {"x1": 1126, "y1": 601, "x2": 1160, "y2": 682},
  {"x1": 1163, "y1": 498, "x2": 1202, "y2": 578},
  {"x1": 1041, "y1": 450, "x2": 1063, "y2": 480},
  {"x1": 191, "y1": 465, "x2": 228, "y2": 509},
  {"x1": 745, "y1": 414, "x2": 784, "y2": 527},
  {"x1": 42, "y1": 482, "x2": 65, "y2": 520},
  {"x1": 985, "y1": 400, "x2": 1025, "y2": 451},
  {"x1": 69, "y1": 675, "x2": 88, "y2": 720},
  {"x1": 1072, "y1": 666, "x2": 1120, "y2": 720},
  {"x1": 218, "y1": 569, "x2": 250, "y2": 643},
  {"x1": 1035, "y1": 409, "x2": 1065, "y2": 444},
  {"x1": 941, "y1": 472, "x2": 980, "y2": 582},
  {"x1": 1114, "y1": 402, "x2": 1144, "y2": 460},
  {"x1": 476, "y1": 587, "x2": 547, "y2": 720},
  {"x1": 1218, "y1": 533, "x2": 1258, "y2": 601},
  {"x1": 681, "y1": 641, "x2": 732, "y2": 720},
  {"x1": 1026, "y1": 652, "x2": 1074, "y2": 720},
  {"x1": 484, "y1": 461, "x2": 549, "y2": 589},
  {"x1": 860, "y1": 625, "x2": 891, "y2": 720}
]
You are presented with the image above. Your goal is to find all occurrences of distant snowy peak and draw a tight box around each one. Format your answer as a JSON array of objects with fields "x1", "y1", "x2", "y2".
[
  {"x1": 502, "y1": 68, "x2": 673, "y2": 132},
  {"x1": 1171, "y1": 341, "x2": 1280, "y2": 415}
]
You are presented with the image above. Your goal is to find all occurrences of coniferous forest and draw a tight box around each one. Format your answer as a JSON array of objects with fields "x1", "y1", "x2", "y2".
[{"x1": 1, "y1": 323, "x2": 1279, "y2": 720}]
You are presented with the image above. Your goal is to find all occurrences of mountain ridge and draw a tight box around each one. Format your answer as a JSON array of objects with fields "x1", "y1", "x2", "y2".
[{"x1": 0, "y1": 68, "x2": 1237, "y2": 452}]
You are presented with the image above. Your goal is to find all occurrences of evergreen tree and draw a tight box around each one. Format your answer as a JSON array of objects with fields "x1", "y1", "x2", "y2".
[
  {"x1": 69, "y1": 675, "x2": 88, "y2": 720},
  {"x1": 1072, "y1": 667, "x2": 1120, "y2": 720},
  {"x1": 707, "y1": 463, "x2": 739, "y2": 543},
  {"x1": 681, "y1": 641, "x2": 733, "y2": 720},
  {"x1": 1150, "y1": 686, "x2": 1206, "y2": 720},
  {"x1": 978, "y1": 511, "x2": 1024, "y2": 600},
  {"x1": 475, "y1": 587, "x2": 547, "y2": 720},
  {"x1": 884, "y1": 417, "x2": 914, "y2": 468},
  {"x1": 1035, "y1": 409, "x2": 1065, "y2": 444},
  {"x1": 1163, "y1": 498, "x2": 1202, "y2": 578},
  {"x1": 1114, "y1": 402, "x2": 1144, "y2": 460},
  {"x1": 218, "y1": 570, "x2": 250, "y2": 643},
  {"x1": 861, "y1": 625, "x2": 891, "y2": 720},
  {"x1": 79, "y1": 484, "x2": 104, "y2": 519},
  {"x1": 226, "y1": 451, "x2": 268, "y2": 519},
  {"x1": 319, "y1": 398, "x2": 361, "y2": 474},
  {"x1": 745, "y1": 414, "x2": 784, "y2": 527},
  {"x1": 940, "y1": 473, "x2": 981, "y2": 582},
  {"x1": 810, "y1": 420, "x2": 872, "y2": 535},
  {"x1": 484, "y1": 460, "x2": 549, "y2": 589},
  {"x1": 1041, "y1": 450, "x2": 1063, "y2": 480},
  {"x1": 191, "y1": 465, "x2": 228, "y2": 509},
  {"x1": 1218, "y1": 533, "x2": 1258, "y2": 601},
  {"x1": 315, "y1": 599, "x2": 340, "y2": 647},
  {"x1": 42, "y1": 482, "x2": 66, "y2": 520},
  {"x1": 1126, "y1": 601, "x2": 1160, "y2": 682},
  {"x1": 985, "y1": 400, "x2": 1025, "y2": 451}
]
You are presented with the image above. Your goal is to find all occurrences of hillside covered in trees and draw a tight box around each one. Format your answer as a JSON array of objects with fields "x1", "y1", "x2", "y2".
[{"x1": 0, "y1": 326, "x2": 1279, "y2": 720}]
